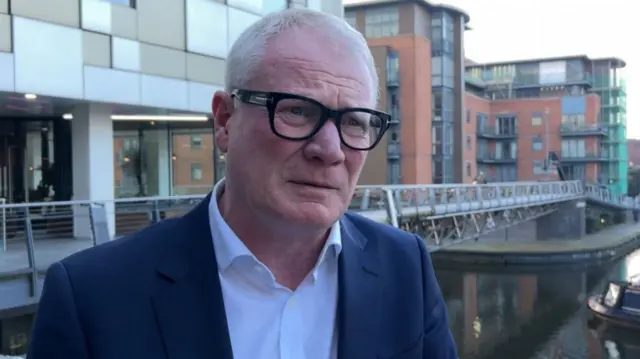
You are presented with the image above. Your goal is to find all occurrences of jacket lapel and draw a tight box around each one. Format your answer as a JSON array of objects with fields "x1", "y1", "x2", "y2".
[
  {"x1": 151, "y1": 194, "x2": 234, "y2": 359},
  {"x1": 337, "y1": 215, "x2": 381, "y2": 359}
]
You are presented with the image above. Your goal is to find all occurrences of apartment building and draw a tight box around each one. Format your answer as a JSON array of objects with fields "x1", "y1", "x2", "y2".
[
  {"x1": 344, "y1": 0, "x2": 470, "y2": 185},
  {"x1": 466, "y1": 55, "x2": 628, "y2": 195}
]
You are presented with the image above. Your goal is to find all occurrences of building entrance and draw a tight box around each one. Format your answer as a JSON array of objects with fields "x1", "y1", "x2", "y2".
[{"x1": 0, "y1": 117, "x2": 72, "y2": 204}]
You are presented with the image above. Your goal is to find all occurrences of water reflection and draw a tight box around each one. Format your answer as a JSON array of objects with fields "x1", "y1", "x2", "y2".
[{"x1": 435, "y1": 248, "x2": 640, "y2": 359}]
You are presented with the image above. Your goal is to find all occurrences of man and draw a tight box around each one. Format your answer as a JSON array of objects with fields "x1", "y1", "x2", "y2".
[{"x1": 28, "y1": 9, "x2": 457, "y2": 359}]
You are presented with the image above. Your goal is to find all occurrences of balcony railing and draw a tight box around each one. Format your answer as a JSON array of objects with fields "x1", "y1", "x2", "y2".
[
  {"x1": 560, "y1": 123, "x2": 607, "y2": 136},
  {"x1": 476, "y1": 152, "x2": 518, "y2": 164},
  {"x1": 561, "y1": 152, "x2": 609, "y2": 162},
  {"x1": 476, "y1": 126, "x2": 517, "y2": 139},
  {"x1": 387, "y1": 142, "x2": 401, "y2": 158}
]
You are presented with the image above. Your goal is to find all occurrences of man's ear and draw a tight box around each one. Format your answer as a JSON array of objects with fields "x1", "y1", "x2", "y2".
[{"x1": 212, "y1": 91, "x2": 233, "y2": 153}]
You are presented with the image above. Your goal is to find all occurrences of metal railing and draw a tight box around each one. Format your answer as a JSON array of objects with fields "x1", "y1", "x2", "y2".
[{"x1": 0, "y1": 180, "x2": 636, "y2": 255}]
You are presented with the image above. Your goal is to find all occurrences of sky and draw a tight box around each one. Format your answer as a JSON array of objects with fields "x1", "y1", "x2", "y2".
[{"x1": 440, "y1": 0, "x2": 637, "y2": 138}]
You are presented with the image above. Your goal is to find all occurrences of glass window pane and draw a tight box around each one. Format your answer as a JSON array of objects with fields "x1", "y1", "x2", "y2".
[{"x1": 171, "y1": 130, "x2": 214, "y2": 195}]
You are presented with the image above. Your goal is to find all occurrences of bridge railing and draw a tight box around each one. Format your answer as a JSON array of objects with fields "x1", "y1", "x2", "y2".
[
  {"x1": 583, "y1": 184, "x2": 636, "y2": 208},
  {"x1": 0, "y1": 180, "x2": 636, "y2": 255}
]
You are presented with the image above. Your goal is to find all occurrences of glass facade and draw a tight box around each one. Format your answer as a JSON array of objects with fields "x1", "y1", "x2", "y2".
[
  {"x1": 592, "y1": 61, "x2": 628, "y2": 195},
  {"x1": 364, "y1": 7, "x2": 399, "y2": 38},
  {"x1": 386, "y1": 50, "x2": 401, "y2": 184},
  {"x1": 113, "y1": 125, "x2": 216, "y2": 198},
  {"x1": 431, "y1": 12, "x2": 455, "y2": 184}
]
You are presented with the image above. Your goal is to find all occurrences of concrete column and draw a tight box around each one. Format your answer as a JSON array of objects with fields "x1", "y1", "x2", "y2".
[
  {"x1": 536, "y1": 199, "x2": 586, "y2": 240},
  {"x1": 141, "y1": 129, "x2": 170, "y2": 197},
  {"x1": 71, "y1": 103, "x2": 115, "y2": 239}
]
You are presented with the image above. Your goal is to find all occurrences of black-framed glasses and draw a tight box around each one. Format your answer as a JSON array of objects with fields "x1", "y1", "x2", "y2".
[{"x1": 231, "y1": 89, "x2": 391, "y2": 151}]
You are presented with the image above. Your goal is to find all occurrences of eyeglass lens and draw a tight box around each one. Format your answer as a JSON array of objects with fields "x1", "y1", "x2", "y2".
[{"x1": 273, "y1": 98, "x2": 383, "y2": 149}]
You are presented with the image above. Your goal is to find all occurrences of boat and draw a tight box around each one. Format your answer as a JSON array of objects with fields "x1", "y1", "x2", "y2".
[{"x1": 587, "y1": 275, "x2": 640, "y2": 329}]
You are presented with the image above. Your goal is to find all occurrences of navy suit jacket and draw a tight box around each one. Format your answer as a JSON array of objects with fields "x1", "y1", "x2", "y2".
[{"x1": 28, "y1": 195, "x2": 457, "y2": 359}]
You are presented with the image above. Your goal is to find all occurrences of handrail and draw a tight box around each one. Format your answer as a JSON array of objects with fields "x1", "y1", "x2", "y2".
[{"x1": 1, "y1": 197, "x2": 5, "y2": 253}]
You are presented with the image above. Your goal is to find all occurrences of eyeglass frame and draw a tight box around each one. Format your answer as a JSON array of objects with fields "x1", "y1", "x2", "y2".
[{"x1": 231, "y1": 89, "x2": 391, "y2": 151}]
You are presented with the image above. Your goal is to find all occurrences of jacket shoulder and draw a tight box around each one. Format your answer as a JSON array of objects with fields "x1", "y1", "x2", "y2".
[
  {"x1": 59, "y1": 216, "x2": 184, "y2": 271},
  {"x1": 344, "y1": 212, "x2": 419, "y2": 248}
]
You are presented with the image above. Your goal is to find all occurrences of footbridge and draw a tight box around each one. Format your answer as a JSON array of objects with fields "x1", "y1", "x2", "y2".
[{"x1": 0, "y1": 180, "x2": 636, "y2": 317}]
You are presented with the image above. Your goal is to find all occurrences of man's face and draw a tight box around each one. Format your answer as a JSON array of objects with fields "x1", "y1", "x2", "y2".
[{"x1": 213, "y1": 28, "x2": 375, "y2": 228}]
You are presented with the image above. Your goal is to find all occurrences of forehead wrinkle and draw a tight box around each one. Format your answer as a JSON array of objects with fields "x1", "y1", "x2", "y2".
[{"x1": 262, "y1": 56, "x2": 372, "y2": 108}]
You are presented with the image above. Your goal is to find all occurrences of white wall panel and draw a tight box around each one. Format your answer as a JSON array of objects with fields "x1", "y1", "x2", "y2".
[
  {"x1": 141, "y1": 74, "x2": 189, "y2": 110},
  {"x1": 81, "y1": 0, "x2": 112, "y2": 34},
  {"x1": 84, "y1": 66, "x2": 141, "y2": 105},
  {"x1": 228, "y1": 7, "x2": 261, "y2": 51},
  {"x1": 186, "y1": 0, "x2": 228, "y2": 58},
  {"x1": 13, "y1": 17, "x2": 83, "y2": 99},
  {"x1": 188, "y1": 81, "x2": 221, "y2": 113},
  {"x1": 306, "y1": 0, "x2": 322, "y2": 11},
  {"x1": 227, "y1": 0, "x2": 262, "y2": 15},
  {"x1": 0, "y1": 52, "x2": 14, "y2": 92},
  {"x1": 112, "y1": 37, "x2": 141, "y2": 71}
]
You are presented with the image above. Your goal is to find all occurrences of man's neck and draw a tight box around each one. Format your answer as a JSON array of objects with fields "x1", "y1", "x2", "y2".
[{"x1": 218, "y1": 190, "x2": 329, "y2": 289}]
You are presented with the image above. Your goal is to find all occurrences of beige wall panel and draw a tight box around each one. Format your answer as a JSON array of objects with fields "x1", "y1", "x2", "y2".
[
  {"x1": 140, "y1": 43, "x2": 186, "y2": 79},
  {"x1": 82, "y1": 31, "x2": 111, "y2": 67},
  {"x1": 10, "y1": 0, "x2": 79, "y2": 27},
  {"x1": 186, "y1": 53, "x2": 225, "y2": 85},
  {"x1": 136, "y1": 0, "x2": 185, "y2": 50},
  {"x1": 0, "y1": 14, "x2": 10, "y2": 52},
  {"x1": 0, "y1": 0, "x2": 8, "y2": 14},
  {"x1": 111, "y1": 4, "x2": 137, "y2": 39}
]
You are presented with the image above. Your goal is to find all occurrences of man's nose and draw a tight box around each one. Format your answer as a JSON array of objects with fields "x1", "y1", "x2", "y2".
[{"x1": 302, "y1": 121, "x2": 346, "y2": 165}]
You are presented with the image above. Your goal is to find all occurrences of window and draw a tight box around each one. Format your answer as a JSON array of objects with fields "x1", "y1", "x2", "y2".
[
  {"x1": 466, "y1": 110, "x2": 471, "y2": 124},
  {"x1": 465, "y1": 162, "x2": 471, "y2": 177},
  {"x1": 532, "y1": 137, "x2": 543, "y2": 151},
  {"x1": 532, "y1": 113, "x2": 543, "y2": 126},
  {"x1": 561, "y1": 139, "x2": 586, "y2": 158},
  {"x1": 496, "y1": 115, "x2": 517, "y2": 135},
  {"x1": 562, "y1": 114, "x2": 585, "y2": 126},
  {"x1": 191, "y1": 163, "x2": 202, "y2": 181},
  {"x1": 344, "y1": 12, "x2": 357, "y2": 29},
  {"x1": 466, "y1": 135, "x2": 472, "y2": 151},
  {"x1": 364, "y1": 7, "x2": 399, "y2": 38},
  {"x1": 190, "y1": 135, "x2": 202, "y2": 148}
]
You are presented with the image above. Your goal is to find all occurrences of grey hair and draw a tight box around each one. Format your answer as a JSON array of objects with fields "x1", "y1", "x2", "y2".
[{"x1": 224, "y1": 8, "x2": 379, "y2": 106}]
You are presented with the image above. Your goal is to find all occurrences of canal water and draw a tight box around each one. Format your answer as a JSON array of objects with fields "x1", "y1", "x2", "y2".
[
  {"x1": 3, "y1": 249, "x2": 640, "y2": 358},
  {"x1": 435, "y1": 248, "x2": 640, "y2": 359}
]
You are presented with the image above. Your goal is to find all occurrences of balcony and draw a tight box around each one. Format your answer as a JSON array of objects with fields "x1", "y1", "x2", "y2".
[
  {"x1": 477, "y1": 126, "x2": 517, "y2": 139},
  {"x1": 387, "y1": 72, "x2": 399, "y2": 88},
  {"x1": 387, "y1": 142, "x2": 401, "y2": 159},
  {"x1": 389, "y1": 107, "x2": 400, "y2": 125},
  {"x1": 560, "y1": 123, "x2": 607, "y2": 137},
  {"x1": 561, "y1": 152, "x2": 609, "y2": 163},
  {"x1": 476, "y1": 152, "x2": 517, "y2": 164}
]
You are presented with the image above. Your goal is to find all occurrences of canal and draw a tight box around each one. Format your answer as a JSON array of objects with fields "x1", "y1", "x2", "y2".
[
  {"x1": 2, "y1": 249, "x2": 640, "y2": 357},
  {"x1": 435, "y1": 247, "x2": 640, "y2": 359}
]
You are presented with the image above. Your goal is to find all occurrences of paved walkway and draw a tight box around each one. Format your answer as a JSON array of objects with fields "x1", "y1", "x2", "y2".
[
  {"x1": 444, "y1": 223, "x2": 640, "y2": 254},
  {"x1": 0, "y1": 238, "x2": 92, "y2": 275}
]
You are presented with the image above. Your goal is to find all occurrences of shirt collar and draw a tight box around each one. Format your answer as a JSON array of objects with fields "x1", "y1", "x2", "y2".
[{"x1": 209, "y1": 178, "x2": 342, "y2": 272}]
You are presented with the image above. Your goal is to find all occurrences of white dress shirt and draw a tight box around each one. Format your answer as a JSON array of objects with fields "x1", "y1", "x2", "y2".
[{"x1": 209, "y1": 179, "x2": 341, "y2": 359}]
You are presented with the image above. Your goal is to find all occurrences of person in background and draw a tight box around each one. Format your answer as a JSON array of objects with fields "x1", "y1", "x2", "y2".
[{"x1": 28, "y1": 8, "x2": 457, "y2": 359}]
